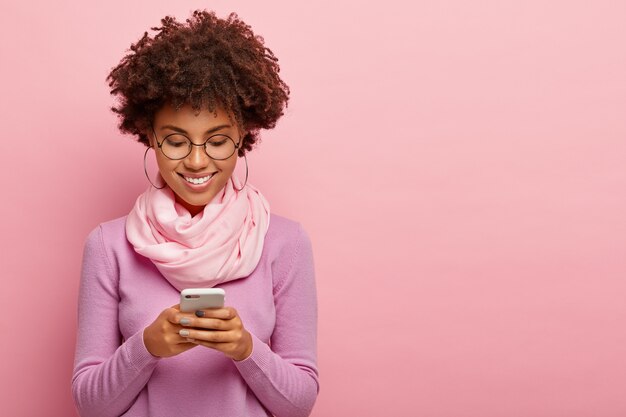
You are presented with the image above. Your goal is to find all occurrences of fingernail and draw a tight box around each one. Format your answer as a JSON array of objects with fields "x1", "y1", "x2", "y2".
[
  {"x1": 195, "y1": 311, "x2": 205, "y2": 317},
  {"x1": 179, "y1": 329, "x2": 190, "y2": 337},
  {"x1": 180, "y1": 318, "x2": 191, "y2": 325}
]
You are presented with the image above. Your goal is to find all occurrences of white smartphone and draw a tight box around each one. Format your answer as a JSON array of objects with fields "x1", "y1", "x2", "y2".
[{"x1": 180, "y1": 288, "x2": 226, "y2": 313}]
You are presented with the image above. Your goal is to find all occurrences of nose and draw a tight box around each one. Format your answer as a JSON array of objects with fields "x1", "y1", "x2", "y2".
[{"x1": 184, "y1": 143, "x2": 212, "y2": 170}]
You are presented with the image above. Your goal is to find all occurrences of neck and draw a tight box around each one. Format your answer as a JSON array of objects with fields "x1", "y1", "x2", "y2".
[{"x1": 175, "y1": 194, "x2": 205, "y2": 217}]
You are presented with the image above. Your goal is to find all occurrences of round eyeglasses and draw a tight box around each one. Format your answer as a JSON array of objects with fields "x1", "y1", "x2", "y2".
[{"x1": 151, "y1": 126, "x2": 240, "y2": 161}]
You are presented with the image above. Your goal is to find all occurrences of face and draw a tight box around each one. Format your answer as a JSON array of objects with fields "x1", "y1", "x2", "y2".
[{"x1": 149, "y1": 104, "x2": 242, "y2": 216}]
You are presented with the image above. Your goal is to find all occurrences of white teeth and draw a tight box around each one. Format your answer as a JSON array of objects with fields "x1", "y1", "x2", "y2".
[{"x1": 183, "y1": 174, "x2": 213, "y2": 185}]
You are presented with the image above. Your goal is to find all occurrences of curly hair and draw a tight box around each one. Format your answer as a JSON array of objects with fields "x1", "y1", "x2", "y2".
[{"x1": 106, "y1": 10, "x2": 290, "y2": 156}]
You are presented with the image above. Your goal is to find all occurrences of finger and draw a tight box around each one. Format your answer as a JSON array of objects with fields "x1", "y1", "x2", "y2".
[
  {"x1": 178, "y1": 317, "x2": 231, "y2": 330},
  {"x1": 188, "y1": 339, "x2": 233, "y2": 352},
  {"x1": 189, "y1": 340, "x2": 222, "y2": 350},
  {"x1": 166, "y1": 308, "x2": 190, "y2": 325},
  {"x1": 179, "y1": 328, "x2": 232, "y2": 343},
  {"x1": 168, "y1": 311, "x2": 197, "y2": 326},
  {"x1": 160, "y1": 324, "x2": 190, "y2": 344},
  {"x1": 197, "y1": 317, "x2": 231, "y2": 330},
  {"x1": 169, "y1": 328, "x2": 200, "y2": 345},
  {"x1": 195, "y1": 306, "x2": 237, "y2": 320},
  {"x1": 173, "y1": 340, "x2": 198, "y2": 354},
  {"x1": 175, "y1": 334, "x2": 196, "y2": 345},
  {"x1": 165, "y1": 304, "x2": 181, "y2": 315}
]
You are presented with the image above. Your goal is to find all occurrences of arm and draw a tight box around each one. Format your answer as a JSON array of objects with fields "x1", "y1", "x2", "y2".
[
  {"x1": 71, "y1": 226, "x2": 161, "y2": 417},
  {"x1": 233, "y1": 225, "x2": 320, "y2": 417}
]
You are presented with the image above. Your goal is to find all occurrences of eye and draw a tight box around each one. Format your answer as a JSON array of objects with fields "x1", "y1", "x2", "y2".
[
  {"x1": 207, "y1": 136, "x2": 229, "y2": 147},
  {"x1": 164, "y1": 134, "x2": 189, "y2": 147}
]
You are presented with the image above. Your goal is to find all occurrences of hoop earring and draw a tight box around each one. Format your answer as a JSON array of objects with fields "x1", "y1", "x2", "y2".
[
  {"x1": 234, "y1": 153, "x2": 249, "y2": 192},
  {"x1": 143, "y1": 147, "x2": 166, "y2": 189}
]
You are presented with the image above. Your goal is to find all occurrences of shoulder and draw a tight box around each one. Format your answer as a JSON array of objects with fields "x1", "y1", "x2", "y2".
[
  {"x1": 84, "y1": 215, "x2": 130, "y2": 254},
  {"x1": 265, "y1": 213, "x2": 312, "y2": 250},
  {"x1": 264, "y1": 213, "x2": 314, "y2": 277},
  {"x1": 264, "y1": 214, "x2": 315, "y2": 295}
]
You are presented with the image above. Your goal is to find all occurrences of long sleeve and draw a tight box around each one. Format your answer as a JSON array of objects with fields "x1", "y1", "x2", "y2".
[
  {"x1": 234, "y1": 225, "x2": 319, "y2": 417},
  {"x1": 71, "y1": 226, "x2": 161, "y2": 417}
]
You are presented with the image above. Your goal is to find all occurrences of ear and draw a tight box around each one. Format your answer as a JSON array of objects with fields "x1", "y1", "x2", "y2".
[
  {"x1": 144, "y1": 128, "x2": 155, "y2": 148},
  {"x1": 237, "y1": 128, "x2": 247, "y2": 147}
]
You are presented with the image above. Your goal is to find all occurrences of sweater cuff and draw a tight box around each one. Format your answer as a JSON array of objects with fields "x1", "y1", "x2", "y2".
[
  {"x1": 233, "y1": 332, "x2": 272, "y2": 379},
  {"x1": 123, "y1": 329, "x2": 161, "y2": 372}
]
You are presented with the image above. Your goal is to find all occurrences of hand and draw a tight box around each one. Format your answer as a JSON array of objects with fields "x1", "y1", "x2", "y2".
[
  {"x1": 176, "y1": 306, "x2": 253, "y2": 361},
  {"x1": 143, "y1": 304, "x2": 197, "y2": 358}
]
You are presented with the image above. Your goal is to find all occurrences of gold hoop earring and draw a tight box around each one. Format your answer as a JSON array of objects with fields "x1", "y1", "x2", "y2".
[{"x1": 143, "y1": 147, "x2": 166, "y2": 189}]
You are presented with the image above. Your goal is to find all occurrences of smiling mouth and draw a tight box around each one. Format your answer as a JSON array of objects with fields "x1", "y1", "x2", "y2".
[{"x1": 179, "y1": 173, "x2": 216, "y2": 185}]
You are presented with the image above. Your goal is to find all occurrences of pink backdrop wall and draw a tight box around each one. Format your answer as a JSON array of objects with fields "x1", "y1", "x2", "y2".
[{"x1": 1, "y1": 1, "x2": 625, "y2": 416}]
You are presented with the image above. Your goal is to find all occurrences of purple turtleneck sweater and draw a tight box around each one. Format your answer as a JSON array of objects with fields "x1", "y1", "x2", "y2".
[{"x1": 72, "y1": 213, "x2": 319, "y2": 417}]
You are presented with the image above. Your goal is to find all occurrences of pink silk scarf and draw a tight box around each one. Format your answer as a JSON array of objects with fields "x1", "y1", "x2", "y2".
[{"x1": 125, "y1": 174, "x2": 270, "y2": 291}]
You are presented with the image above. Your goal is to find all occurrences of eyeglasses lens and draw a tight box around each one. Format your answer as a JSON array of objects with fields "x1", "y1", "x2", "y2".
[{"x1": 161, "y1": 134, "x2": 236, "y2": 160}]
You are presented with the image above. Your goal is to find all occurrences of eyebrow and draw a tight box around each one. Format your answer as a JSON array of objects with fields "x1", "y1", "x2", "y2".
[{"x1": 159, "y1": 124, "x2": 232, "y2": 135}]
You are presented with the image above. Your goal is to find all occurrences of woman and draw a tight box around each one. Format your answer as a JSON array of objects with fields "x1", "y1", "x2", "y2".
[{"x1": 71, "y1": 10, "x2": 319, "y2": 417}]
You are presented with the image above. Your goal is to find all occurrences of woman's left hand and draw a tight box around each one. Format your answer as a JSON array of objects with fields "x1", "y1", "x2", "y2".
[{"x1": 175, "y1": 306, "x2": 253, "y2": 361}]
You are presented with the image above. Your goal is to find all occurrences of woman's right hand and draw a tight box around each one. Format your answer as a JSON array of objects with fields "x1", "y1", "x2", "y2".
[{"x1": 143, "y1": 304, "x2": 197, "y2": 358}]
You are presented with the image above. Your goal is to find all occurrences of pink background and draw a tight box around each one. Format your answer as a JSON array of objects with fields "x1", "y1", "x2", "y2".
[{"x1": 1, "y1": 1, "x2": 625, "y2": 416}]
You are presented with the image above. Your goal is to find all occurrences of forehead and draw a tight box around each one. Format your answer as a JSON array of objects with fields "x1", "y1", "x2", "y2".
[{"x1": 154, "y1": 104, "x2": 235, "y2": 132}]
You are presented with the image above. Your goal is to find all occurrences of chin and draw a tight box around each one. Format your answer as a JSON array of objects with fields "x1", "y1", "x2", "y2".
[{"x1": 179, "y1": 193, "x2": 213, "y2": 207}]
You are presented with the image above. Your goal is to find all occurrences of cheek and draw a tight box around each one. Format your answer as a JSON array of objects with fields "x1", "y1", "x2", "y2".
[
  {"x1": 217, "y1": 157, "x2": 238, "y2": 175},
  {"x1": 154, "y1": 158, "x2": 181, "y2": 184},
  {"x1": 154, "y1": 154, "x2": 177, "y2": 173}
]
